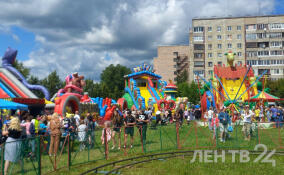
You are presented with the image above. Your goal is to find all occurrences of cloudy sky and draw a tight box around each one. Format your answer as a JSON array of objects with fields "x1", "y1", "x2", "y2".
[{"x1": 0, "y1": 0, "x2": 282, "y2": 81}]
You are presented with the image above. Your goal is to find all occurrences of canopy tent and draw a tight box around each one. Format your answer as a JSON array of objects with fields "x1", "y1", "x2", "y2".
[
  {"x1": 248, "y1": 91, "x2": 283, "y2": 102},
  {"x1": 0, "y1": 99, "x2": 28, "y2": 110}
]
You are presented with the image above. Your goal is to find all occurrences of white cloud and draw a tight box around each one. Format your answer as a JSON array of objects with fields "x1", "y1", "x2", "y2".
[{"x1": 0, "y1": 0, "x2": 276, "y2": 81}]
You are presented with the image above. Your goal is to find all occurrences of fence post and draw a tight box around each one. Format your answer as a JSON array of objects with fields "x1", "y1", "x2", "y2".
[
  {"x1": 37, "y1": 136, "x2": 41, "y2": 175},
  {"x1": 175, "y1": 122, "x2": 180, "y2": 149},
  {"x1": 88, "y1": 131, "x2": 90, "y2": 162},
  {"x1": 68, "y1": 135, "x2": 71, "y2": 169},
  {"x1": 104, "y1": 128, "x2": 108, "y2": 160},
  {"x1": 159, "y1": 125, "x2": 162, "y2": 151}
]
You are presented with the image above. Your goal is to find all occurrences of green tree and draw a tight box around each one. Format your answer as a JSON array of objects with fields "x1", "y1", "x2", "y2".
[
  {"x1": 28, "y1": 75, "x2": 44, "y2": 98},
  {"x1": 100, "y1": 64, "x2": 131, "y2": 99},
  {"x1": 266, "y1": 78, "x2": 284, "y2": 105},
  {"x1": 41, "y1": 71, "x2": 64, "y2": 97},
  {"x1": 177, "y1": 81, "x2": 200, "y2": 104},
  {"x1": 188, "y1": 81, "x2": 200, "y2": 104},
  {"x1": 12, "y1": 60, "x2": 30, "y2": 79}
]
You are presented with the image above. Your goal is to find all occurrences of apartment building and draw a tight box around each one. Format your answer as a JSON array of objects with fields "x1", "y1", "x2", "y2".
[
  {"x1": 190, "y1": 15, "x2": 284, "y2": 82},
  {"x1": 153, "y1": 45, "x2": 189, "y2": 82}
]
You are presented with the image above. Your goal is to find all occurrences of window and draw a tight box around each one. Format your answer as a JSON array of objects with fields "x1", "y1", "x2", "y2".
[
  {"x1": 237, "y1": 34, "x2": 242, "y2": 39},
  {"x1": 246, "y1": 33, "x2": 257, "y2": 40},
  {"x1": 227, "y1": 26, "x2": 232, "y2": 31},
  {"x1": 194, "y1": 61, "x2": 204, "y2": 67},
  {"x1": 193, "y1": 26, "x2": 204, "y2": 32},
  {"x1": 246, "y1": 51, "x2": 257, "y2": 57},
  {"x1": 257, "y1": 24, "x2": 268, "y2": 30},
  {"x1": 257, "y1": 33, "x2": 267, "y2": 39},
  {"x1": 217, "y1": 26, "x2": 221, "y2": 32},
  {"x1": 208, "y1": 44, "x2": 212, "y2": 50},
  {"x1": 174, "y1": 71, "x2": 177, "y2": 75},
  {"x1": 246, "y1": 24, "x2": 256, "y2": 30},
  {"x1": 237, "y1": 43, "x2": 242, "y2": 48},
  {"x1": 218, "y1": 44, "x2": 222, "y2": 49},
  {"x1": 269, "y1": 23, "x2": 284, "y2": 30},
  {"x1": 173, "y1": 65, "x2": 177, "y2": 68},
  {"x1": 208, "y1": 62, "x2": 213, "y2": 67},
  {"x1": 194, "y1": 44, "x2": 204, "y2": 50},
  {"x1": 272, "y1": 69, "x2": 280, "y2": 75},
  {"x1": 237, "y1": 52, "x2": 242, "y2": 57},
  {"x1": 270, "y1": 41, "x2": 282, "y2": 47},
  {"x1": 193, "y1": 36, "x2": 204, "y2": 41},
  {"x1": 237, "y1": 61, "x2": 242, "y2": 66},
  {"x1": 194, "y1": 53, "x2": 204, "y2": 58},
  {"x1": 237, "y1": 26, "x2": 242, "y2": 30},
  {"x1": 218, "y1": 61, "x2": 222, "y2": 66},
  {"x1": 218, "y1": 53, "x2": 222, "y2": 57},
  {"x1": 246, "y1": 42, "x2": 257, "y2": 48},
  {"x1": 257, "y1": 51, "x2": 269, "y2": 56},
  {"x1": 208, "y1": 35, "x2": 212, "y2": 41},
  {"x1": 227, "y1": 43, "x2": 232, "y2": 49},
  {"x1": 269, "y1": 32, "x2": 282, "y2": 38},
  {"x1": 173, "y1": 52, "x2": 178, "y2": 56},
  {"x1": 227, "y1": 34, "x2": 232, "y2": 40},
  {"x1": 217, "y1": 35, "x2": 222, "y2": 40},
  {"x1": 208, "y1": 26, "x2": 212, "y2": 32},
  {"x1": 258, "y1": 42, "x2": 269, "y2": 48},
  {"x1": 208, "y1": 53, "x2": 213, "y2": 58},
  {"x1": 247, "y1": 60, "x2": 257, "y2": 66},
  {"x1": 270, "y1": 50, "x2": 283, "y2": 56}
]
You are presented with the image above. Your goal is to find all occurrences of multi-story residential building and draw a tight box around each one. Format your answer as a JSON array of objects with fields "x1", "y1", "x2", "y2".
[
  {"x1": 190, "y1": 15, "x2": 284, "y2": 82},
  {"x1": 153, "y1": 45, "x2": 189, "y2": 82}
]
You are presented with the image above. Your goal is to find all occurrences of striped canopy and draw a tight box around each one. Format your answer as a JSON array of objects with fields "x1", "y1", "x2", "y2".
[{"x1": 249, "y1": 91, "x2": 281, "y2": 102}]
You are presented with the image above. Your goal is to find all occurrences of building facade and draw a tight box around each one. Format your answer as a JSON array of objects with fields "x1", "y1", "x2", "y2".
[
  {"x1": 153, "y1": 45, "x2": 189, "y2": 82},
  {"x1": 190, "y1": 15, "x2": 284, "y2": 82}
]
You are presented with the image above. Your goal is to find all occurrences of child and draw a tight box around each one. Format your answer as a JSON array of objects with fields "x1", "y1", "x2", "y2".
[
  {"x1": 101, "y1": 121, "x2": 112, "y2": 145},
  {"x1": 211, "y1": 113, "x2": 219, "y2": 140},
  {"x1": 78, "y1": 120, "x2": 87, "y2": 151}
]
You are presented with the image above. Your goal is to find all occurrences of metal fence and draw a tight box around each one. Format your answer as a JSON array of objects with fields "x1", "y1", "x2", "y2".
[{"x1": 0, "y1": 121, "x2": 283, "y2": 175}]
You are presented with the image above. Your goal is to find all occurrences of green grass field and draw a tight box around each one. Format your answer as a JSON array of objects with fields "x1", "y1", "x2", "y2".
[{"x1": 2, "y1": 122, "x2": 284, "y2": 175}]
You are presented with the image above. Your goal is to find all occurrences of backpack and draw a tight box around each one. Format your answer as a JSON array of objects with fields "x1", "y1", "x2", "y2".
[{"x1": 29, "y1": 123, "x2": 35, "y2": 136}]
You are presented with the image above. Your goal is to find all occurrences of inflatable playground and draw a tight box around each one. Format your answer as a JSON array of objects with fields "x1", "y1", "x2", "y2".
[
  {"x1": 198, "y1": 51, "x2": 282, "y2": 116},
  {"x1": 0, "y1": 47, "x2": 191, "y2": 119},
  {"x1": 117, "y1": 63, "x2": 177, "y2": 113}
]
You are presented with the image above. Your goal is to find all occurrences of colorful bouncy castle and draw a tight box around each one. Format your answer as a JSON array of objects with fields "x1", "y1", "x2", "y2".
[
  {"x1": 117, "y1": 63, "x2": 176, "y2": 113},
  {"x1": 200, "y1": 51, "x2": 258, "y2": 110}
]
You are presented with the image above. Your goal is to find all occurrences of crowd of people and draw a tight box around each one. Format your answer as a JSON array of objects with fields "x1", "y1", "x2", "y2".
[
  {"x1": 203, "y1": 104, "x2": 284, "y2": 142},
  {"x1": 0, "y1": 103, "x2": 283, "y2": 175}
]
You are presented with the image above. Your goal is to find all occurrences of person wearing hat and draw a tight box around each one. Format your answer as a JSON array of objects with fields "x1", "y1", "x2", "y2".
[{"x1": 241, "y1": 105, "x2": 254, "y2": 141}]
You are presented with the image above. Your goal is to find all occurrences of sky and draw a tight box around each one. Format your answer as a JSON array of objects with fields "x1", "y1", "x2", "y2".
[{"x1": 0, "y1": 0, "x2": 283, "y2": 81}]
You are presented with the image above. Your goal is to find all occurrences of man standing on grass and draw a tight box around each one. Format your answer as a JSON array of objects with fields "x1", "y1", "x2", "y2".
[
  {"x1": 218, "y1": 107, "x2": 229, "y2": 142},
  {"x1": 242, "y1": 105, "x2": 254, "y2": 141},
  {"x1": 124, "y1": 110, "x2": 136, "y2": 148}
]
